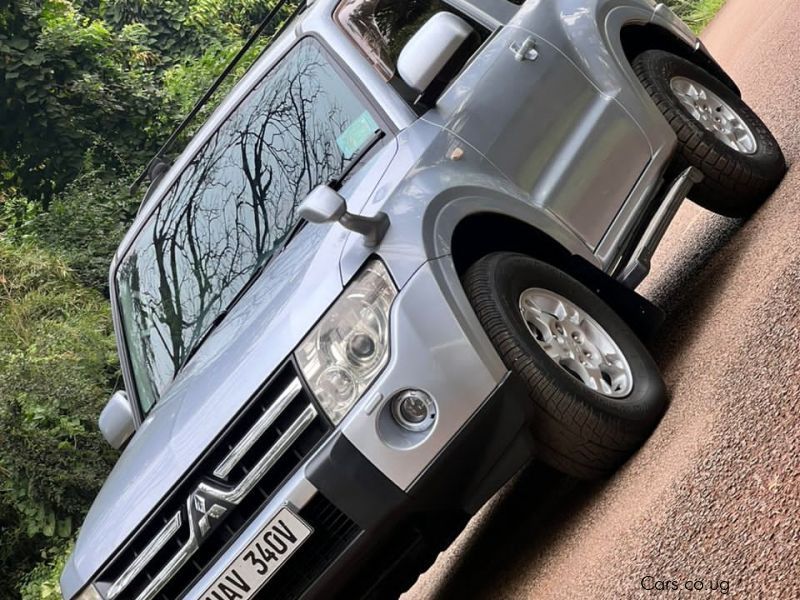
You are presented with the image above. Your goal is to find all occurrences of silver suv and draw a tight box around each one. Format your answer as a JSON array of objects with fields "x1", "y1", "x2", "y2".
[{"x1": 61, "y1": 1, "x2": 785, "y2": 599}]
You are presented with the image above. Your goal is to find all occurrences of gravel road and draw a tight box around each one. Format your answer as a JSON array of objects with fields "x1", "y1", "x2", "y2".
[{"x1": 404, "y1": 0, "x2": 800, "y2": 597}]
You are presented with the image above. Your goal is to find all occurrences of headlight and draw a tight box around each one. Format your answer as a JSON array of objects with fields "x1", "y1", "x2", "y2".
[
  {"x1": 74, "y1": 585, "x2": 102, "y2": 600},
  {"x1": 296, "y1": 260, "x2": 396, "y2": 424}
]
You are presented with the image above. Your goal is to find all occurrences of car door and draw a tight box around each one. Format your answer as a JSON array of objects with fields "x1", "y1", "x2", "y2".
[{"x1": 433, "y1": 24, "x2": 651, "y2": 248}]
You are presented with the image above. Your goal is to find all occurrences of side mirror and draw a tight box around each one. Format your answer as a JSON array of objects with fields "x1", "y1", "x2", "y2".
[
  {"x1": 299, "y1": 184, "x2": 347, "y2": 224},
  {"x1": 397, "y1": 12, "x2": 473, "y2": 95},
  {"x1": 299, "y1": 185, "x2": 390, "y2": 248},
  {"x1": 99, "y1": 391, "x2": 136, "y2": 450}
]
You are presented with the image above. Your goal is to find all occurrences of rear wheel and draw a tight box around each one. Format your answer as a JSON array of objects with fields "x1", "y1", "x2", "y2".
[
  {"x1": 464, "y1": 253, "x2": 667, "y2": 479},
  {"x1": 633, "y1": 50, "x2": 786, "y2": 217}
]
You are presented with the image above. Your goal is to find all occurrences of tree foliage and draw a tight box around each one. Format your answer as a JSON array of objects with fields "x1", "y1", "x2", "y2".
[
  {"x1": 1, "y1": 1, "x2": 159, "y2": 202},
  {"x1": 0, "y1": 0, "x2": 284, "y2": 205},
  {"x1": 0, "y1": 1, "x2": 291, "y2": 596}
]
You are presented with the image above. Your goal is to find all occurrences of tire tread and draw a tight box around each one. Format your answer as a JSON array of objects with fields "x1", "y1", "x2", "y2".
[
  {"x1": 633, "y1": 50, "x2": 785, "y2": 217},
  {"x1": 464, "y1": 254, "x2": 665, "y2": 479}
]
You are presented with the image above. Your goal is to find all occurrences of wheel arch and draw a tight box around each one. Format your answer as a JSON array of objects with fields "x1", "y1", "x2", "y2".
[
  {"x1": 449, "y1": 212, "x2": 664, "y2": 342},
  {"x1": 451, "y1": 212, "x2": 574, "y2": 277},
  {"x1": 619, "y1": 22, "x2": 741, "y2": 97}
]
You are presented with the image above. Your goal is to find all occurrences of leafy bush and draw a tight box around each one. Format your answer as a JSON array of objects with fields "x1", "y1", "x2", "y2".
[
  {"x1": 0, "y1": 240, "x2": 118, "y2": 597},
  {"x1": 0, "y1": 194, "x2": 40, "y2": 241},
  {"x1": 1, "y1": 175, "x2": 139, "y2": 295},
  {"x1": 29, "y1": 174, "x2": 141, "y2": 295},
  {"x1": 0, "y1": 0, "x2": 163, "y2": 204},
  {"x1": 19, "y1": 541, "x2": 72, "y2": 600},
  {"x1": 0, "y1": 0, "x2": 290, "y2": 205}
]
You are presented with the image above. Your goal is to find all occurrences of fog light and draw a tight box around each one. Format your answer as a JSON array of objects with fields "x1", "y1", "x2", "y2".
[{"x1": 391, "y1": 390, "x2": 436, "y2": 432}]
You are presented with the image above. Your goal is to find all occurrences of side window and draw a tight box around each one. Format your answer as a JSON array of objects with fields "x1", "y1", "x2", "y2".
[{"x1": 336, "y1": 0, "x2": 487, "y2": 81}]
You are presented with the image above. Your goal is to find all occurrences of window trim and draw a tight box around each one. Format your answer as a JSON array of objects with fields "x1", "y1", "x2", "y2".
[
  {"x1": 334, "y1": 1, "x2": 395, "y2": 81},
  {"x1": 112, "y1": 34, "x2": 395, "y2": 419}
]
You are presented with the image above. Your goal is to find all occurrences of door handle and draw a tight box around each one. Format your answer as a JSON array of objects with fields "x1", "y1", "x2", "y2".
[{"x1": 510, "y1": 37, "x2": 539, "y2": 62}]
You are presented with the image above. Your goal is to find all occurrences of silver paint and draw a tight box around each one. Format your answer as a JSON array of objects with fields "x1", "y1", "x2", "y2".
[{"x1": 62, "y1": 0, "x2": 724, "y2": 597}]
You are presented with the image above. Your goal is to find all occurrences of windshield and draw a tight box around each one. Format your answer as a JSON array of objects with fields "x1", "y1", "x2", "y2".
[{"x1": 116, "y1": 38, "x2": 382, "y2": 413}]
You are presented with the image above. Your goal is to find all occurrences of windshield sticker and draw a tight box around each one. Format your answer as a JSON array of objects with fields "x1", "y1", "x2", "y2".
[{"x1": 337, "y1": 111, "x2": 379, "y2": 159}]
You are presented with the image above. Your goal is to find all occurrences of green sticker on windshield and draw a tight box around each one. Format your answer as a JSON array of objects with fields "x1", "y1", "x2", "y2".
[{"x1": 337, "y1": 111, "x2": 379, "y2": 159}]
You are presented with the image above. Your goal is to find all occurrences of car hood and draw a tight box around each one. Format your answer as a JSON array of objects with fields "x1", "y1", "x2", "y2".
[{"x1": 64, "y1": 220, "x2": 351, "y2": 595}]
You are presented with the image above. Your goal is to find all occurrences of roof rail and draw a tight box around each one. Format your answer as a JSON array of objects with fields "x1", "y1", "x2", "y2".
[{"x1": 130, "y1": 0, "x2": 307, "y2": 196}]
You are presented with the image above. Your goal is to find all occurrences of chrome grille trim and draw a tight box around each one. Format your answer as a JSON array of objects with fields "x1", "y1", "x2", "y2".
[
  {"x1": 103, "y1": 374, "x2": 321, "y2": 600},
  {"x1": 133, "y1": 534, "x2": 197, "y2": 600},
  {"x1": 107, "y1": 511, "x2": 182, "y2": 599},
  {"x1": 204, "y1": 404, "x2": 317, "y2": 505},
  {"x1": 131, "y1": 402, "x2": 318, "y2": 600},
  {"x1": 213, "y1": 378, "x2": 302, "y2": 479}
]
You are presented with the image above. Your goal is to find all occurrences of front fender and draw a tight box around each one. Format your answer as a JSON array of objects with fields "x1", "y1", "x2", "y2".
[
  {"x1": 651, "y1": 2, "x2": 697, "y2": 46},
  {"x1": 338, "y1": 119, "x2": 599, "y2": 288}
]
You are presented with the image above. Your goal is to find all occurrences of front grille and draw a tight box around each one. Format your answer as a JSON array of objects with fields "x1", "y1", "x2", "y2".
[
  {"x1": 96, "y1": 362, "x2": 332, "y2": 600},
  {"x1": 256, "y1": 495, "x2": 360, "y2": 599}
]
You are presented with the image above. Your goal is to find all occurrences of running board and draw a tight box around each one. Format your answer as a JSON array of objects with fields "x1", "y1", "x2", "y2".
[{"x1": 617, "y1": 166, "x2": 704, "y2": 288}]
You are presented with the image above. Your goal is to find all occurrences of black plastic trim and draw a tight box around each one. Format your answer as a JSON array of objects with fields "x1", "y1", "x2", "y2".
[
  {"x1": 301, "y1": 371, "x2": 535, "y2": 599},
  {"x1": 305, "y1": 433, "x2": 407, "y2": 531},
  {"x1": 568, "y1": 255, "x2": 666, "y2": 344}
]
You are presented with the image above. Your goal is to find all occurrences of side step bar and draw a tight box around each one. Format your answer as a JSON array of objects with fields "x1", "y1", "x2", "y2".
[{"x1": 617, "y1": 166, "x2": 704, "y2": 288}]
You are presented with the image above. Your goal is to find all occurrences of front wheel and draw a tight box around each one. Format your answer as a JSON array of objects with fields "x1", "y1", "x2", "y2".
[
  {"x1": 634, "y1": 50, "x2": 786, "y2": 217},
  {"x1": 464, "y1": 253, "x2": 667, "y2": 479}
]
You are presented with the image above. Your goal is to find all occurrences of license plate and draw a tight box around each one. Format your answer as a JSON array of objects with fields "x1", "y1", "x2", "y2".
[{"x1": 200, "y1": 507, "x2": 312, "y2": 600}]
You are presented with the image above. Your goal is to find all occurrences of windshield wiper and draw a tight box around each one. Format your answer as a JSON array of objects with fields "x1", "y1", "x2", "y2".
[{"x1": 329, "y1": 129, "x2": 386, "y2": 191}]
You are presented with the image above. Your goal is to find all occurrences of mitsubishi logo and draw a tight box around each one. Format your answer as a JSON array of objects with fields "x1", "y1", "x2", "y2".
[{"x1": 189, "y1": 489, "x2": 229, "y2": 539}]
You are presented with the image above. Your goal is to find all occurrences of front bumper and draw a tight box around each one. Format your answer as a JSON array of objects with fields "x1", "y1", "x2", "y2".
[
  {"x1": 176, "y1": 258, "x2": 535, "y2": 599},
  {"x1": 301, "y1": 370, "x2": 534, "y2": 599},
  {"x1": 181, "y1": 370, "x2": 533, "y2": 600}
]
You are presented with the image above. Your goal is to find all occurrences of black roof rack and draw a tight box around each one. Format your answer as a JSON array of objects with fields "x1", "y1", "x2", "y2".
[{"x1": 130, "y1": 0, "x2": 307, "y2": 195}]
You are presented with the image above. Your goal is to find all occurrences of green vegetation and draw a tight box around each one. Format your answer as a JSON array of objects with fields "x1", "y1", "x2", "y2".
[
  {"x1": 1, "y1": 1, "x2": 296, "y2": 596},
  {"x1": 0, "y1": 239, "x2": 117, "y2": 598},
  {"x1": 669, "y1": 0, "x2": 727, "y2": 32},
  {"x1": 0, "y1": 0, "x2": 724, "y2": 597}
]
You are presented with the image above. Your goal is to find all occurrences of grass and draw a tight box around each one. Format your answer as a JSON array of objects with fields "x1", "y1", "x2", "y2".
[{"x1": 666, "y1": 0, "x2": 728, "y2": 32}]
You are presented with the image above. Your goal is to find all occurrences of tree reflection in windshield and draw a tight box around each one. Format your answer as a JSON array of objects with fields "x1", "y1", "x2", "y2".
[{"x1": 117, "y1": 39, "x2": 377, "y2": 413}]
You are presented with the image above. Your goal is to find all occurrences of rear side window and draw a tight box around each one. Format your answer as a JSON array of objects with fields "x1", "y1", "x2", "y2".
[{"x1": 336, "y1": 0, "x2": 455, "y2": 80}]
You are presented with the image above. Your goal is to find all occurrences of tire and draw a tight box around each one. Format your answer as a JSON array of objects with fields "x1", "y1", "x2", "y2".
[
  {"x1": 464, "y1": 253, "x2": 667, "y2": 479},
  {"x1": 633, "y1": 49, "x2": 786, "y2": 217}
]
